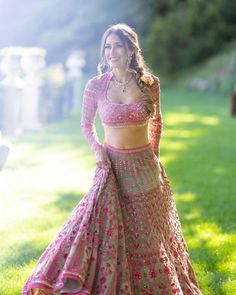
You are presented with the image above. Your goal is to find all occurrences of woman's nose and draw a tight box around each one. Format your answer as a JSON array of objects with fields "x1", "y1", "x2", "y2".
[{"x1": 110, "y1": 46, "x2": 116, "y2": 56}]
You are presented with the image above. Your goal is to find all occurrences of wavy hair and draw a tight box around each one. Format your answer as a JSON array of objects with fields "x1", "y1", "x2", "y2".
[{"x1": 97, "y1": 23, "x2": 155, "y2": 114}]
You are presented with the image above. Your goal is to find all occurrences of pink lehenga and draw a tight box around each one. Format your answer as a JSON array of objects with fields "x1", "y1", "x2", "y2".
[{"x1": 22, "y1": 72, "x2": 202, "y2": 295}]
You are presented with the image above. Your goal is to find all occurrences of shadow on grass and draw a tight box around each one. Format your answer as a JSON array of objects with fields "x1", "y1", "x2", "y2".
[
  {"x1": 2, "y1": 240, "x2": 46, "y2": 268},
  {"x1": 161, "y1": 88, "x2": 236, "y2": 294},
  {"x1": 5, "y1": 111, "x2": 94, "y2": 171},
  {"x1": 1, "y1": 190, "x2": 85, "y2": 270},
  {"x1": 163, "y1": 117, "x2": 235, "y2": 231},
  {"x1": 2, "y1": 89, "x2": 235, "y2": 294},
  {"x1": 52, "y1": 190, "x2": 84, "y2": 213},
  {"x1": 190, "y1": 238, "x2": 229, "y2": 295}
]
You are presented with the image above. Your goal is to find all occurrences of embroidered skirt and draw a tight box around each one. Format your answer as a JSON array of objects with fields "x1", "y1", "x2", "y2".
[{"x1": 22, "y1": 144, "x2": 202, "y2": 295}]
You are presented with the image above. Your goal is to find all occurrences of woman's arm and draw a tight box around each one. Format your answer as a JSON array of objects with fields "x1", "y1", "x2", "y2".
[{"x1": 80, "y1": 79, "x2": 110, "y2": 168}]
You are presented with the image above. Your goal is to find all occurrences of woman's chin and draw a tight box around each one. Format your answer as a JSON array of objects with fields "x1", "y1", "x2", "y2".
[{"x1": 110, "y1": 64, "x2": 126, "y2": 70}]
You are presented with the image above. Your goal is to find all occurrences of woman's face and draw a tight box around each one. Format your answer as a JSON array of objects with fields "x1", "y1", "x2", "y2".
[{"x1": 104, "y1": 33, "x2": 132, "y2": 70}]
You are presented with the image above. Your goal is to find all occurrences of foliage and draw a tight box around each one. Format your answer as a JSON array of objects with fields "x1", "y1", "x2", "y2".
[
  {"x1": 144, "y1": 0, "x2": 236, "y2": 73},
  {"x1": 173, "y1": 41, "x2": 236, "y2": 94},
  {"x1": 0, "y1": 0, "x2": 146, "y2": 73},
  {"x1": 0, "y1": 0, "x2": 235, "y2": 78}
]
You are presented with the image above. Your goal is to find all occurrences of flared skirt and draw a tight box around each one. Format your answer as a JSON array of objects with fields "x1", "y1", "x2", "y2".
[{"x1": 22, "y1": 143, "x2": 202, "y2": 295}]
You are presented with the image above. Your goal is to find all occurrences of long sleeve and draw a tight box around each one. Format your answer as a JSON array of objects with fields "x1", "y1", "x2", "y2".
[
  {"x1": 148, "y1": 76, "x2": 163, "y2": 158},
  {"x1": 80, "y1": 79, "x2": 103, "y2": 157}
]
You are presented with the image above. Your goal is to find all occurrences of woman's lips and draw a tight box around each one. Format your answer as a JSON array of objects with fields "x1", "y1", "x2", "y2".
[{"x1": 110, "y1": 58, "x2": 119, "y2": 62}]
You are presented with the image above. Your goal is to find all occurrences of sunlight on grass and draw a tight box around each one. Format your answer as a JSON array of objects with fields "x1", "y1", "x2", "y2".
[
  {"x1": 165, "y1": 113, "x2": 220, "y2": 126},
  {"x1": 177, "y1": 192, "x2": 196, "y2": 202},
  {"x1": 163, "y1": 140, "x2": 188, "y2": 152},
  {"x1": 166, "y1": 112, "x2": 199, "y2": 124},
  {"x1": 0, "y1": 88, "x2": 235, "y2": 294},
  {"x1": 187, "y1": 221, "x2": 236, "y2": 294},
  {"x1": 0, "y1": 264, "x2": 32, "y2": 295},
  {"x1": 165, "y1": 129, "x2": 203, "y2": 138},
  {"x1": 195, "y1": 222, "x2": 235, "y2": 250},
  {"x1": 200, "y1": 116, "x2": 220, "y2": 125},
  {"x1": 160, "y1": 153, "x2": 177, "y2": 167},
  {"x1": 0, "y1": 145, "x2": 94, "y2": 228}
]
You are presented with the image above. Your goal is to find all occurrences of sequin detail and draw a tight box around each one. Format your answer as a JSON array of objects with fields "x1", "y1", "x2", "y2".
[
  {"x1": 103, "y1": 122, "x2": 148, "y2": 128},
  {"x1": 80, "y1": 72, "x2": 163, "y2": 157},
  {"x1": 22, "y1": 145, "x2": 202, "y2": 295},
  {"x1": 99, "y1": 74, "x2": 150, "y2": 127}
]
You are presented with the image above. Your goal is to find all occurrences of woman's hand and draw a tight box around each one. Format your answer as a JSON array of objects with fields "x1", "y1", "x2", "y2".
[{"x1": 95, "y1": 147, "x2": 111, "y2": 169}]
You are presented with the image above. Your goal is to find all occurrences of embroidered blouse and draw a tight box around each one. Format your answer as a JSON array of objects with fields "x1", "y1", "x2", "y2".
[{"x1": 80, "y1": 71, "x2": 163, "y2": 157}]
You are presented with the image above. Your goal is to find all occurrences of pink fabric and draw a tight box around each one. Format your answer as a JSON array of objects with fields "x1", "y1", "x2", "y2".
[
  {"x1": 22, "y1": 144, "x2": 202, "y2": 294},
  {"x1": 22, "y1": 72, "x2": 202, "y2": 294},
  {"x1": 80, "y1": 78, "x2": 104, "y2": 157},
  {"x1": 80, "y1": 72, "x2": 162, "y2": 157}
]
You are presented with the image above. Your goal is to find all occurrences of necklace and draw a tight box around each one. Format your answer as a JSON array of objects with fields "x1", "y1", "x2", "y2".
[{"x1": 112, "y1": 73, "x2": 133, "y2": 92}]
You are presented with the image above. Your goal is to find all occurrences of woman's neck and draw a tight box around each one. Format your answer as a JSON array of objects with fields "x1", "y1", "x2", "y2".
[{"x1": 112, "y1": 68, "x2": 132, "y2": 83}]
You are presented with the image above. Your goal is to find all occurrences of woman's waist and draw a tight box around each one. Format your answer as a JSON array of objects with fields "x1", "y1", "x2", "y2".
[
  {"x1": 104, "y1": 137, "x2": 150, "y2": 151},
  {"x1": 104, "y1": 141, "x2": 151, "y2": 153},
  {"x1": 104, "y1": 127, "x2": 149, "y2": 150}
]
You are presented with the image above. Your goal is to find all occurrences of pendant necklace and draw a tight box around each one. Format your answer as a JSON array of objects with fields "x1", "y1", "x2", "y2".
[{"x1": 113, "y1": 73, "x2": 133, "y2": 92}]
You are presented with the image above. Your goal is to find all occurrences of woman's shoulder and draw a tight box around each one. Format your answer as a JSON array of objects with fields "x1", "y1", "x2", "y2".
[
  {"x1": 84, "y1": 72, "x2": 111, "y2": 97},
  {"x1": 87, "y1": 71, "x2": 111, "y2": 87}
]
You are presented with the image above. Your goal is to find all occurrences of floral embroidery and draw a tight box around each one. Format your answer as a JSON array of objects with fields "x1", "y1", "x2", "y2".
[
  {"x1": 100, "y1": 276, "x2": 106, "y2": 284},
  {"x1": 150, "y1": 270, "x2": 157, "y2": 278},
  {"x1": 135, "y1": 271, "x2": 141, "y2": 280},
  {"x1": 22, "y1": 73, "x2": 202, "y2": 295}
]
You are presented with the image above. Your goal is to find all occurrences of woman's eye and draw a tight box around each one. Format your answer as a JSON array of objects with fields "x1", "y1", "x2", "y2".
[{"x1": 104, "y1": 44, "x2": 123, "y2": 49}]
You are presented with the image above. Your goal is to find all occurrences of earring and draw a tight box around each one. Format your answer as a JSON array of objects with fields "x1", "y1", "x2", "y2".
[
  {"x1": 103, "y1": 59, "x2": 110, "y2": 71},
  {"x1": 106, "y1": 63, "x2": 111, "y2": 71}
]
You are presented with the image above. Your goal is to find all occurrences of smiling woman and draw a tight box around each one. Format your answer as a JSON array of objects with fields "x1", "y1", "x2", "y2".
[{"x1": 22, "y1": 23, "x2": 203, "y2": 295}]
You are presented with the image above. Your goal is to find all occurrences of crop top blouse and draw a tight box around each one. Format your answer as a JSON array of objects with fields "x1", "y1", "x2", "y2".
[{"x1": 80, "y1": 71, "x2": 163, "y2": 158}]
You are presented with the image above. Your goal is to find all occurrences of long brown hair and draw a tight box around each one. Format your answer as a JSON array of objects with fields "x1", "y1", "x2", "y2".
[{"x1": 97, "y1": 23, "x2": 155, "y2": 114}]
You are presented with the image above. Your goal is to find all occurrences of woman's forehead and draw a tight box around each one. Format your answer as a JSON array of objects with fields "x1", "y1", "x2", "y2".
[{"x1": 105, "y1": 33, "x2": 123, "y2": 44}]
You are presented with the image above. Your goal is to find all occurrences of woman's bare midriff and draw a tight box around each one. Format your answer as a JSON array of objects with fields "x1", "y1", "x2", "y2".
[{"x1": 104, "y1": 124, "x2": 149, "y2": 149}]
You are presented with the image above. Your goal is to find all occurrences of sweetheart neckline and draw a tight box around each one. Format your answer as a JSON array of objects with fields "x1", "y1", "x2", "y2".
[{"x1": 104, "y1": 72, "x2": 143, "y2": 106}]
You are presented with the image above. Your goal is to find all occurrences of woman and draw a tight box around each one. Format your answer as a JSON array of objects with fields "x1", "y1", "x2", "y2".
[{"x1": 22, "y1": 23, "x2": 202, "y2": 295}]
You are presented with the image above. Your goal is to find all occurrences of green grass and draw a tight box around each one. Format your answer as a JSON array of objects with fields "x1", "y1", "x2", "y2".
[{"x1": 0, "y1": 88, "x2": 235, "y2": 294}]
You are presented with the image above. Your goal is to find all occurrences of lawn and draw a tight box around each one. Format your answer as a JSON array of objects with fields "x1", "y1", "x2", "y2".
[{"x1": 0, "y1": 87, "x2": 235, "y2": 294}]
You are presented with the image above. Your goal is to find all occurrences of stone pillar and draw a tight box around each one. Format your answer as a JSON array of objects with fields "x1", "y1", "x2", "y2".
[
  {"x1": 20, "y1": 49, "x2": 46, "y2": 131},
  {"x1": 0, "y1": 47, "x2": 46, "y2": 134},
  {"x1": 0, "y1": 54, "x2": 23, "y2": 135},
  {"x1": 64, "y1": 50, "x2": 86, "y2": 113}
]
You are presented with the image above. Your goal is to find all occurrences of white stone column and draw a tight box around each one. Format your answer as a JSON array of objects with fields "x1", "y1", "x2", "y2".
[
  {"x1": 0, "y1": 54, "x2": 23, "y2": 135},
  {"x1": 65, "y1": 50, "x2": 86, "y2": 111},
  {"x1": 20, "y1": 50, "x2": 46, "y2": 131}
]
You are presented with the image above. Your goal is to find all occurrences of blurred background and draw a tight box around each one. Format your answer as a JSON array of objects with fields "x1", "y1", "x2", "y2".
[
  {"x1": 0, "y1": 0, "x2": 236, "y2": 294},
  {"x1": 0, "y1": 0, "x2": 235, "y2": 134}
]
